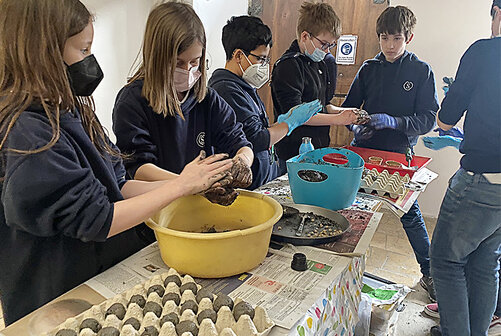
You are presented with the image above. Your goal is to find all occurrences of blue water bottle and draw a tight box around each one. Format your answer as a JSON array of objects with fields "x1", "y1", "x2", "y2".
[{"x1": 299, "y1": 137, "x2": 314, "y2": 154}]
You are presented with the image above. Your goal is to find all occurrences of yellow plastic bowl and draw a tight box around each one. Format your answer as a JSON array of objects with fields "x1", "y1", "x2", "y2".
[{"x1": 146, "y1": 190, "x2": 282, "y2": 278}]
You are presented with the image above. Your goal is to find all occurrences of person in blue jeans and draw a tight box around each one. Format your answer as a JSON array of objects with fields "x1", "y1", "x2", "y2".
[
  {"x1": 424, "y1": 128, "x2": 501, "y2": 335},
  {"x1": 342, "y1": 6, "x2": 439, "y2": 300},
  {"x1": 424, "y1": 1, "x2": 501, "y2": 335}
]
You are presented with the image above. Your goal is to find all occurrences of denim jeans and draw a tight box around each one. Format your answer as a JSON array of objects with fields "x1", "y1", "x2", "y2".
[
  {"x1": 400, "y1": 200, "x2": 431, "y2": 276},
  {"x1": 431, "y1": 168, "x2": 501, "y2": 336},
  {"x1": 497, "y1": 268, "x2": 501, "y2": 317}
]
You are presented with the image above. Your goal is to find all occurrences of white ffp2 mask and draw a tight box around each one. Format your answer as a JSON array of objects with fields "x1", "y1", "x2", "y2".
[{"x1": 239, "y1": 54, "x2": 269, "y2": 89}]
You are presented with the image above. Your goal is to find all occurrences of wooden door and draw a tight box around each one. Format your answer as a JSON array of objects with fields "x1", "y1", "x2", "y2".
[{"x1": 250, "y1": 0, "x2": 388, "y2": 147}]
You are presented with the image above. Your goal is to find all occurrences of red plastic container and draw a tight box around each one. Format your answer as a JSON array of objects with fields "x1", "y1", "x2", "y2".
[
  {"x1": 344, "y1": 146, "x2": 432, "y2": 177},
  {"x1": 323, "y1": 153, "x2": 349, "y2": 165}
]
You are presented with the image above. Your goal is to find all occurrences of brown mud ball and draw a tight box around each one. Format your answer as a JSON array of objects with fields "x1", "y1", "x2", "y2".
[
  {"x1": 105, "y1": 303, "x2": 126, "y2": 320},
  {"x1": 123, "y1": 317, "x2": 141, "y2": 330},
  {"x1": 213, "y1": 293, "x2": 234, "y2": 312},
  {"x1": 180, "y1": 300, "x2": 198, "y2": 315},
  {"x1": 80, "y1": 318, "x2": 102, "y2": 333},
  {"x1": 129, "y1": 294, "x2": 146, "y2": 308},
  {"x1": 141, "y1": 326, "x2": 159, "y2": 336},
  {"x1": 143, "y1": 301, "x2": 163, "y2": 318},
  {"x1": 160, "y1": 312, "x2": 179, "y2": 327},
  {"x1": 233, "y1": 301, "x2": 255, "y2": 321},
  {"x1": 175, "y1": 320, "x2": 199, "y2": 336},
  {"x1": 97, "y1": 327, "x2": 120, "y2": 336},
  {"x1": 162, "y1": 292, "x2": 181, "y2": 306},
  {"x1": 163, "y1": 274, "x2": 182, "y2": 287},
  {"x1": 204, "y1": 186, "x2": 239, "y2": 206},
  {"x1": 147, "y1": 284, "x2": 165, "y2": 298},
  {"x1": 179, "y1": 282, "x2": 198, "y2": 295},
  {"x1": 55, "y1": 330, "x2": 77, "y2": 336},
  {"x1": 195, "y1": 288, "x2": 213, "y2": 303},
  {"x1": 197, "y1": 309, "x2": 217, "y2": 324}
]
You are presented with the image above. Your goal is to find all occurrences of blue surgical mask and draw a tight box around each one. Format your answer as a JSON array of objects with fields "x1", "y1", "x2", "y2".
[{"x1": 304, "y1": 39, "x2": 326, "y2": 62}]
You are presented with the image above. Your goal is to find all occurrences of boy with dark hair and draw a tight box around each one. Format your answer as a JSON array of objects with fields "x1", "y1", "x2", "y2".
[
  {"x1": 425, "y1": 1, "x2": 501, "y2": 335},
  {"x1": 342, "y1": 6, "x2": 439, "y2": 300},
  {"x1": 270, "y1": 2, "x2": 360, "y2": 167},
  {"x1": 209, "y1": 16, "x2": 321, "y2": 189}
]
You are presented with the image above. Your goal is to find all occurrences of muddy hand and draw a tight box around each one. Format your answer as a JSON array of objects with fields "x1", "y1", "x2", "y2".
[
  {"x1": 354, "y1": 109, "x2": 370, "y2": 125},
  {"x1": 204, "y1": 186, "x2": 239, "y2": 206},
  {"x1": 230, "y1": 156, "x2": 252, "y2": 188},
  {"x1": 179, "y1": 151, "x2": 232, "y2": 195}
]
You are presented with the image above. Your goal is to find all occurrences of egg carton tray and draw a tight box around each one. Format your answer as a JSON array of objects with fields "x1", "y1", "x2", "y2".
[
  {"x1": 43, "y1": 268, "x2": 274, "y2": 336},
  {"x1": 359, "y1": 168, "x2": 410, "y2": 199}
]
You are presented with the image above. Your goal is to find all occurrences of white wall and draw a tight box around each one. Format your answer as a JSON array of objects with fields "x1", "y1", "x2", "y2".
[
  {"x1": 82, "y1": 0, "x2": 155, "y2": 141},
  {"x1": 392, "y1": 0, "x2": 492, "y2": 217},
  {"x1": 192, "y1": 0, "x2": 248, "y2": 78}
]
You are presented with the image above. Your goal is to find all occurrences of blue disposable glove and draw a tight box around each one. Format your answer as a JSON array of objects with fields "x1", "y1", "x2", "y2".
[
  {"x1": 422, "y1": 135, "x2": 461, "y2": 150},
  {"x1": 434, "y1": 127, "x2": 463, "y2": 139},
  {"x1": 351, "y1": 125, "x2": 374, "y2": 141},
  {"x1": 278, "y1": 99, "x2": 322, "y2": 135},
  {"x1": 367, "y1": 113, "x2": 398, "y2": 130}
]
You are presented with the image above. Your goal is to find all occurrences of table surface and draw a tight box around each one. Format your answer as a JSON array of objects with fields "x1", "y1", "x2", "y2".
[{"x1": 2, "y1": 176, "x2": 383, "y2": 336}]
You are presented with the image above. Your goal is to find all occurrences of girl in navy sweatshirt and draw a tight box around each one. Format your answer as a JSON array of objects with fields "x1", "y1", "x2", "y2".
[
  {"x1": 0, "y1": 0, "x2": 232, "y2": 325},
  {"x1": 113, "y1": 2, "x2": 254, "y2": 204}
]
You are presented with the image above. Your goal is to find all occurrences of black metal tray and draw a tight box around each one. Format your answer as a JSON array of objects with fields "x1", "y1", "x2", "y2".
[{"x1": 272, "y1": 204, "x2": 350, "y2": 245}]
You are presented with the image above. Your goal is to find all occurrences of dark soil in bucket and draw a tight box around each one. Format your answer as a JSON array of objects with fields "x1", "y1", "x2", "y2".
[{"x1": 298, "y1": 170, "x2": 328, "y2": 182}]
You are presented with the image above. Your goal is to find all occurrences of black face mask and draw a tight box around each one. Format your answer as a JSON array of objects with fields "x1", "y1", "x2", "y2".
[{"x1": 66, "y1": 54, "x2": 104, "y2": 96}]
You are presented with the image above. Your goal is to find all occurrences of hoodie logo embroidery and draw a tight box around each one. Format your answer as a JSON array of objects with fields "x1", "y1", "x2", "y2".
[
  {"x1": 403, "y1": 81, "x2": 414, "y2": 91},
  {"x1": 196, "y1": 132, "x2": 205, "y2": 148}
]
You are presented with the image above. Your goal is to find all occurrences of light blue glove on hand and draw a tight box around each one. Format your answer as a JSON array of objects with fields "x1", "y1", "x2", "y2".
[
  {"x1": 422, "y1": 135, "x2": 461, "y2": 150},
  {"x1": 434, "y1": 127, "x2": 464, "y2": 139},
  {"x1": 278, "y1": 99, "x2": 322, "y2": 135},
  {"x1": 367, "y1": 113, "x2": 398, "y2": 130}
]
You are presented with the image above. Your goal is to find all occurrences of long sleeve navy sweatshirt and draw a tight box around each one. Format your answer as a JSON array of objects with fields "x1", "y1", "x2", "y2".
[
  {"x1": 208, "y1": 69, "x2": 279, "y2": 190},
  {"x1": 113, "y1": 80, "x2": 251, "y2": 178},
  {"x1": 438, "y1": 37, "x2": 501, "y2": 173},
  {"x1": 342, "y1": 51, "x2": 439, "y2": 153},
  {"x1": 0, "y1": 106, "x2": 148, "y2": 325}
]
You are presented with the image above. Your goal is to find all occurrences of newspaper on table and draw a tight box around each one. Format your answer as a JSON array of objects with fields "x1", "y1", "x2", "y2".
[
  {"x1": 86, "y1": 242, "x2": 356, "y2": 330},
  {"x1": 85, "y1": 209, "x2": 382, "y2": 331}
]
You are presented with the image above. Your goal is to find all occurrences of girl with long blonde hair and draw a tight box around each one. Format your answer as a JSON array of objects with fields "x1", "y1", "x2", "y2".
[
  {"x1": 0, "y1": 0, "x2": 231, "y2": 324},
  {"x1": 113, "y1": 2, "x2": 254, "y2": 205}
]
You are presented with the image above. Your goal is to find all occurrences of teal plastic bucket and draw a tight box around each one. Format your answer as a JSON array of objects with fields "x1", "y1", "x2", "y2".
[{"x1": 286, "y1": 148, "x2": 364, "y2": 211}]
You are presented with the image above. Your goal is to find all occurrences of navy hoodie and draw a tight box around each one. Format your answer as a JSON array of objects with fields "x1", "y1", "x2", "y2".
[
  {"x1": 342, "y1": 51, "x2": 439, "y2": 153},
  {"x1": 208, "y1": 69, "x2": 279, "y2": 190},
  {"x1": 113, "y1": 80, "x2": 251, "y2": 178},
  {"x1": 271, "y1": 40, "x2": 333, "y2": 161},
  {"x1": 0, "y1": 106, "x2": 148, "y2": 325},
  {"x1": 438, "y1": 38, "x2": 501, "y2": 173}
]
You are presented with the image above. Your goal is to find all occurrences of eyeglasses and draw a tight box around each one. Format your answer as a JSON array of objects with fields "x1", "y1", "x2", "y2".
[
  {"x1": 309, "y1": 33, "x2": 337, "y2": 51},
  {"x1": 243, "y1": 51, "x2": 271, "y2": 66}
]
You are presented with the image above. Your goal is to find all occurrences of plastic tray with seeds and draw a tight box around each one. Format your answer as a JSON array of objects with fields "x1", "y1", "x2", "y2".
[
  {"x1": 272, "y1": 204, "x2": 350, "y2": 246},
  {"x1": 43, "y1": 268, "x2": 274, "y2": 336}
]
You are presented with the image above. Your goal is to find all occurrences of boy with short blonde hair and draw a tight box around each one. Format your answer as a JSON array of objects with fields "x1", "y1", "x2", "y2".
[{"x1": 271, "y1": 2, "x2": 358, "y2": 169}]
